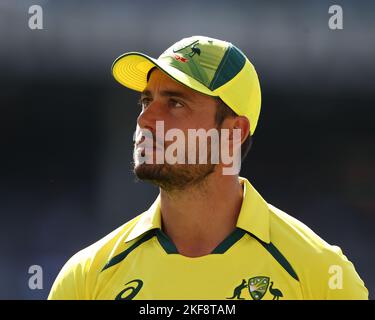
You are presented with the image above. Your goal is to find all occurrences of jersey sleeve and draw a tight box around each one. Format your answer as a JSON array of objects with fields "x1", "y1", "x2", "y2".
[
  {"x1": 47, "y1": 219, "x2": 141, "y2": 300},
  {"x1": 48, "y1": 251, "x2": 91, "y2": 300},
  {"x1": 325, "y1": 246, "x2": 368, "y2": 299},
  {"x1": 307, "y1": 245, "x2": 369, "y2": 300}
]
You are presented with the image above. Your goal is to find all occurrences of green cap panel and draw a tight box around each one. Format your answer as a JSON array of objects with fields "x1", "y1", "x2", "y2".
[
  {"x1": 158, "y1": 36, "x2": 245, "y2": 91},
  {"x1": 210, "y1": 44, "x2": 246, "y2": 90}
]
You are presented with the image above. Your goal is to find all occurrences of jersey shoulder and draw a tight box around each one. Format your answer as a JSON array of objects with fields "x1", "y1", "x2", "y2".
[
  {"x1": 48, "y1": 212, "x2": 145, "y2": 300},
  {"x1": 267, "y1": 203, "x2": 368, "y2": 299}
]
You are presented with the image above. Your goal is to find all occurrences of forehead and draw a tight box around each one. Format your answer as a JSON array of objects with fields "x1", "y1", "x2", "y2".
[{"x1": 145, "y1": 68, "x2": 209, "y2": 101}]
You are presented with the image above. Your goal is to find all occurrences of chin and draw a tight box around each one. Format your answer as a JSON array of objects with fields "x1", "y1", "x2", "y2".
[
  {"x1": 133, "y1": 161, "x2": 216, "y2": 192},
  {"x1": 134, "y1": 162, "x2": 165, "y2": 179}
]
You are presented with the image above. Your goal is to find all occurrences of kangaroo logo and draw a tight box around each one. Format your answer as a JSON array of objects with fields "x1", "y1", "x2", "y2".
[
  {"x1": 226, "y1": 279, "x2": 248, "y2": 300},
  {"x1": 172, "y1": 40, "x2": 201, "y2": 62},
  {"x1": 187, "y1": 42, "x2": 201, "y2": 57},
  {"x1": 227, "y1": 276, "x2": 283, "y2": 300}
]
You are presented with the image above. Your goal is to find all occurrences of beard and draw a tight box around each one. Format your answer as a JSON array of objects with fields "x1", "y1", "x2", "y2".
[
  {"x1": 134, "y1": 162, "x2": 216, "y2": 192},
  {"x1": 133, "y1": 138, "x2": 217, "y2": 191}
]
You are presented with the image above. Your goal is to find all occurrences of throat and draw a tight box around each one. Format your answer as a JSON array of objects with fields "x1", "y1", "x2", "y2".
[
  {"x1": 158, "y1": 175, "x2": 244, "y2": 257},
  {"x1": 157, "y1": 226, "x2": 244, "y2": 257}
]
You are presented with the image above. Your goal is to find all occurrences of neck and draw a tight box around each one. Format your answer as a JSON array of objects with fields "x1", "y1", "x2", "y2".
[{"x1": 159, "y1": 170, "x2": 244, "y2": 257}]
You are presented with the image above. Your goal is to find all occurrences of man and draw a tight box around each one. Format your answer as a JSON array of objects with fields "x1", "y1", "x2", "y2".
[{"x1": 49, "y1": 36, "x2": 368, "y2": 300}]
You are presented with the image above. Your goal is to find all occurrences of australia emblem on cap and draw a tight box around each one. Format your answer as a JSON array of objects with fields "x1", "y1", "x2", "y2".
[{"x1": 170, "y1": 39, "x2": 202, "y2": 63}]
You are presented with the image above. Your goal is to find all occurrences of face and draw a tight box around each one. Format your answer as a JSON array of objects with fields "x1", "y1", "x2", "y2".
[{"x1": 133, "y1": 69, "x2": 220, "y2": 191}]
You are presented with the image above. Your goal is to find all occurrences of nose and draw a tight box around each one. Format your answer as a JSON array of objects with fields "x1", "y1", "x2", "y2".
[{"x1": 137, "y1": 100, "x2": 163, "y2": 131}]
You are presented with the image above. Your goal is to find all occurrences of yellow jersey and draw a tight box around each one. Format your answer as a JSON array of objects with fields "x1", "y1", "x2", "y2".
[{"x1": 48, "y1": 177, "x2": 368, "y2": 300}]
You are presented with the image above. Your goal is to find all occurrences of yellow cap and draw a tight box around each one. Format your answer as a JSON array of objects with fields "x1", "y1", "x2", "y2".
[{"x1": 112, "y1": 36, "x2": 261, "y2": 135}]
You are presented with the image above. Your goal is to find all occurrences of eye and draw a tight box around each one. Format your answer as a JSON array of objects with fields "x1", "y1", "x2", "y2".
[
  {"x1": 138, "y1": 97, "x2": 151, "y2": 110},
  {"x1": 169, "y1": 99, "x2": 184, "y2": 108}
]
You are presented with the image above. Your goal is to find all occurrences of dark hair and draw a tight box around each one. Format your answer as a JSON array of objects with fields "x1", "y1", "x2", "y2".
[{"x1": 215, "y1": 98, "x2": 253, "y2": 162}]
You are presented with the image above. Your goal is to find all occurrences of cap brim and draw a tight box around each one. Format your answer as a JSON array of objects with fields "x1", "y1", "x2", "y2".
[{"x1": 112, "y1": 52, "x2": 217, "y2": 97}]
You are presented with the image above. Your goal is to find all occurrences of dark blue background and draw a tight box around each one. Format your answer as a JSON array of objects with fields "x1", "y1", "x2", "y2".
[{"x1": 0, "y1": 0, "x2": 374, "y2": 299}]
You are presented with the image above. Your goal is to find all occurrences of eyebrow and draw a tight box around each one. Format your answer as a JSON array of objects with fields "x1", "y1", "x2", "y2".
[{"x1": 141, "y1": 89, "x2": 194, "y2": 102}]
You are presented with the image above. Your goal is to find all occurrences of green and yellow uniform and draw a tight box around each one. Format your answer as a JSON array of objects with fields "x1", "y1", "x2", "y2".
[{"x1": 48, "y1": 177, "x2": 368, "y2": 300}]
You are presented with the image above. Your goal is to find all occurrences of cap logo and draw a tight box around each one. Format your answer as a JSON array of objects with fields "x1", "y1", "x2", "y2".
[{"x1": 171, "y1": 39, "x2": 201, "y2": 63}]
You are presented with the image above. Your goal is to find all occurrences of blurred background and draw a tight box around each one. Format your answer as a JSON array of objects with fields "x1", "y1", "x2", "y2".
[{"x1": 0, "y1": 0, "x2": 374, "y2": 299}]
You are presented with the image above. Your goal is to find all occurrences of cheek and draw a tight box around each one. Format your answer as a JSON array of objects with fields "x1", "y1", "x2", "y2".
[
  {"x1": 188, "y1": 116, "x2": 217, "y2": 132},
  {"x1": 161, "y1": 115, "x2": 187, "y2": 132},
  {"x1": 160, "y1": 107, "x2": 217, "y2": 137},
  {"x1": 176, "y1": 111, "x2": 216, "y2": 129}
]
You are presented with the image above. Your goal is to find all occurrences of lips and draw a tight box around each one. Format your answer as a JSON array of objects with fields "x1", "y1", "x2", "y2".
[
  {"x1": 135, "y1": 137, "x2": 164, "y2": 150},
  {"x1": 135, "y1": 141, "x2": 164, "y2": 155}
]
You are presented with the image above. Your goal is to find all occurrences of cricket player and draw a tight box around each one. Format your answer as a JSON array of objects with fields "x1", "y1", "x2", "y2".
[{"x1": 48, "y1": 36, "x2": 368, "y2": 300}]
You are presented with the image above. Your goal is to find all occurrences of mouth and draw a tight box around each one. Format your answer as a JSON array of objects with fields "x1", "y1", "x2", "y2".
[
  {"x1": 135, "y1": 139, "x2": 163, "y2": 151},
  {"x1": 135, "y1": 143, "x2": 162, "y2": 159}
]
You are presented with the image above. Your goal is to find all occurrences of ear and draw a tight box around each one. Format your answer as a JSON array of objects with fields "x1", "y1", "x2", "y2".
[{"x1": 231, "y1": 116, "x2": 250, "y2": 144}]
